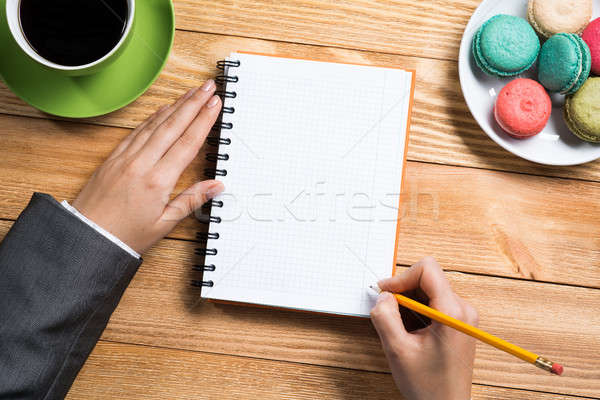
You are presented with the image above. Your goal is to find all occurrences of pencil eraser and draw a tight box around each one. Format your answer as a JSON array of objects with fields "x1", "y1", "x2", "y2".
[{"x1": 551, "y1": 363, "x2": 564, "y2": 376}]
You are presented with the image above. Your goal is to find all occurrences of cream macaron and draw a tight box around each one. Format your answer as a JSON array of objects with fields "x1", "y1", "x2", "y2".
[{"x1": 527, "y1": 0, "x2": 593, "y2": 39}]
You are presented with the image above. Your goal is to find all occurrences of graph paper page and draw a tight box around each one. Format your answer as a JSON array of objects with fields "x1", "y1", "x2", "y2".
[{"x1": 201, "y1": 53, "x2": 414, "y2": 317}]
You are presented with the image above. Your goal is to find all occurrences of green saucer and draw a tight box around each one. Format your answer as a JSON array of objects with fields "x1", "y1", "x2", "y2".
[{"x1": 0, "y1": 0, "x2": 174, "y2": 118}]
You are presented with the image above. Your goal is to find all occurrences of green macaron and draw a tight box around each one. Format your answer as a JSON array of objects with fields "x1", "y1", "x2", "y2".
[
  {"x1": 538, "y1": 33, "x2": 591, "y2": 95},
  {"x1": 564, "y1": 77, "x2": 600, "y2": 143},
  {"x1": 472, "y1": 14, "x2": 540, "y2": 77}
]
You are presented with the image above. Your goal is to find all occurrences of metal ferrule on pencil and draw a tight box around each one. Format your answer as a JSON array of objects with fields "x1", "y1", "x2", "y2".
[{"x1": 534, "y1": 357, "x2": 554, "y2": 372}]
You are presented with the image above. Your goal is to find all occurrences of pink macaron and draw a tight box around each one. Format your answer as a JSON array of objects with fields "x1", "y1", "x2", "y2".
[
  {"x1": 582, "y1": 18, "x2": 600, "y2": 75},
  {"x1": 494, "y1": 78, "x2": 552, "y2": 138}
]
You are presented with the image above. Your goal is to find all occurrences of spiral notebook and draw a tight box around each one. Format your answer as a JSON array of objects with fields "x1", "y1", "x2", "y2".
[{"x1": 195, "y1": 52, "x2": 415, "y2": 317}]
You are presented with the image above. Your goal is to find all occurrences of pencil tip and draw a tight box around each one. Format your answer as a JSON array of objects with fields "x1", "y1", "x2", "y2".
[{"x1": 369, "y1": 284, "x2": 382, "y2": 294}]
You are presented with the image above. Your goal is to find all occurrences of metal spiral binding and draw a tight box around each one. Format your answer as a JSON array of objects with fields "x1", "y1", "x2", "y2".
[
  {"x1": 215, "y1": 75, "x2": 239, "y2": 84},
  {"x1": 200, "y1": 216, "x2": 222, "y2": 224},
  {"x1": 206, "y1": 137, "x2": 231, "y2": 146},
  {"x1": 197, "y1": 232, "x2": 220, "y2": 240},
  {"x1": 204, "y1": 168, "x2": 227, "y2": 177},
  {"x1": 193, "y1": 58, "x2": 240, "y2": 289},
  {"x1": 217, "y1": 60, "x2": 240, "y2": 69},
  {"x1": 195, "y1": 248, "x2": 218, "y2": 256},
  {"x1": 215, "y1": 90, "x2": 236, "y2": 98},
  {"x1": 191, "y1": 280, "x2": 214, "y2": 288},
  {"x1": 209, "y1": 122, "x2": 233, "y2": 134},
  {"x1": 201, "y1": 200, "x2": 224, "y2": 210},
  {"x1": 193, "y1": 264, "x2": 216, "y2": 272},
  {"x1": 206, "y1": 153, "x2": 229, "y2": 162}
]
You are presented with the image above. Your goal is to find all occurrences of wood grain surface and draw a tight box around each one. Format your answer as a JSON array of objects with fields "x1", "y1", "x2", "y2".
[
  {"x1": 1, "y1": 0, "x2": 599, "y2": 398},
  {"x1": 1, "y1": 114, "x2": 598, "y2": 288},
  {"x1": 101, "y1": 244, "x2": 600, "y2": 397},
  {"x1": 66, "y1": 341, "x2": 586, "y2": 400},
  {"x1": 3, "y1": 31, "x2": 600, "y2": 182},
  {"x1": 172, "y1": 0, "x2": 481, "y2": 61},
  {"x1": 1, "y1": 220, "x2": 597, "y2": 397}
]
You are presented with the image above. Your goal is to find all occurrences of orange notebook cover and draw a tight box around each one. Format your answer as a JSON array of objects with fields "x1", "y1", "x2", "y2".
[{"x1": 196, "y1": 52, "x2": 416, "y2": 317}]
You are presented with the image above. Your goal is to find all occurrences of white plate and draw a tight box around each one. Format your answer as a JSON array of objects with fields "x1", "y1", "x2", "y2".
[{"x1": 458, "y1": 0, "x2": 600, "y2": 166}]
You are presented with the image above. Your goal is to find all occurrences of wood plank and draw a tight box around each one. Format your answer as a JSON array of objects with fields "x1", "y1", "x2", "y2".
[
  {"x1": 172, "y1": 0, "x2": 480, "y2": 61},
  {"x1": 103, "y1": 247, "x2": 600, "y2": 398},
  {"x1": 2, "y1": 31, "x2": 600, "y2": 182},
  {"x1": 67, "y1": 341, "x2": 584, "y2": 400},
  {"x1": 1, "y1": 114, "x2": 599, "y2": 288},
  {"x1": 0, "y1": 114, "x2": 205, "y2": 241},
  {"x1": 396, "y1": 163, "x2": 600, "y2": 288},
  {"x1": 1, "y1": 220, "x2": 598, "y2": 396}
]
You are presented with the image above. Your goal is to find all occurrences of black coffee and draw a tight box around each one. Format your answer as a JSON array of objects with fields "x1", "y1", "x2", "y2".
[{"x1": 19, "y1": 0, "x2": 128, "y2": 66}]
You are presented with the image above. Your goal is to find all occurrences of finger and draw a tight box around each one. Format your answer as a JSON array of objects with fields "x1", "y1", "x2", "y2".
[
  {"x1": 371, "y1": 292, "x2": 409, "y2": 345},
  {"x1": 157, "y1": 95, "x2": 222, "y2": 179},
  {"x1": 425, "y1": 291, "x2": 478, "y2": 338},
  {"x1": 107, "y1": 106, "x2": 167, "y2": 161},
  {"x1": 378, "y1": 257, "x2": 454, "y2": 306},
  {"x1": 140, "y1": 79, "x2": 216, "y2": 164},
  {"x1": 453, "y1": 294, "x2": 479, "y2": 326},
  {"x1": 125, "y1": 87, "x2": 201, "y2": 156},
  {"x1": 159, "y1": 180, "x2": 225, "y2": 231}
]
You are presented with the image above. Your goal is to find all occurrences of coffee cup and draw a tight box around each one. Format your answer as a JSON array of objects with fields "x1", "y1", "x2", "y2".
[{"x1": 6, "y1": 0, "x2": 135, "y2": 76}]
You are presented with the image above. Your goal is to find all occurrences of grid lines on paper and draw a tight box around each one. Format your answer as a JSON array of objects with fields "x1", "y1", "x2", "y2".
[{"x1": 203, "y1": 53, "x2": 412, "y2": 316}]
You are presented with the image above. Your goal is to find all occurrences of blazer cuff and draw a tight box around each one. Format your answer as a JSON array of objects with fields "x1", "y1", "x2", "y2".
[
  {"x1": 0, "y1": 193, "x2": 143, "y2": 400},
  {"x1": 60, "y1": 200, "x2": 141, "y2": 259}
]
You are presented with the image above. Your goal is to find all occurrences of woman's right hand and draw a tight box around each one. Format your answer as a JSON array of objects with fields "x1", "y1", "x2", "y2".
[{"x1": 370, "y1": 257, "x2": 478, "y2": 400}]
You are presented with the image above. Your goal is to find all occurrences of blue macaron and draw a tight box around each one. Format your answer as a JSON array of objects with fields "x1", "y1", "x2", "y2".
[
  {"x1": 472, "y1": 14, "x2": 540, "y2": 77},
  {"x1": 538, "y1": 33, "x2": 591, "y2": 95}
]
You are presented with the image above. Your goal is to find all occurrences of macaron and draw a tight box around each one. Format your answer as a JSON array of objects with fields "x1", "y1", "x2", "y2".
[
  {"x1": 527, "y1": 0, "x2": 593, "y2": 39},
  {"x1": 564, "y1": 77, "x2": 600, "y2": 142},
  {"x1": 472, "y1": 14, "x2": 540, "y2": 77},
  {"x1": 494, "y1": 78, "x2": 552, "y2": 138},
  {"x1": 538, "y1": 33, "x2": 591, "y2": 95},
  {"x1": 582, "y1": 18, "x2": 600, "y2": 75}
]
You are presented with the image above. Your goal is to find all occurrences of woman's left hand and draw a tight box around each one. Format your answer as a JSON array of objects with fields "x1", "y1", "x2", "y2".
[{"x1": 73, "y1": 80, "x2": 224, "y2": 254}]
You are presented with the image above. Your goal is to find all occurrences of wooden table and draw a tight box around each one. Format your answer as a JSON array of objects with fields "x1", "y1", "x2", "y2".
[{"x1": 1, "y1": 1, "x2": 599, "y2": 398}]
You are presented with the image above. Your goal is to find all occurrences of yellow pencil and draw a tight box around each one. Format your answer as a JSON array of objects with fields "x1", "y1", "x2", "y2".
[{"x1": 370, "y1": 285, "x2": 564, "y2": 375}]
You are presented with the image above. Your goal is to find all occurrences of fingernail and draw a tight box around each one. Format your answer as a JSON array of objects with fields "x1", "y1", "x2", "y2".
[
  {"x1": 201, "y1": 79, "x2": 215, "y2": 92},
  {"x1": 206, "y1": 181, "x2": 225, "y2": 200},
  {"x1": 206, "y1": 95, "x2": 220, "y2": 108}
]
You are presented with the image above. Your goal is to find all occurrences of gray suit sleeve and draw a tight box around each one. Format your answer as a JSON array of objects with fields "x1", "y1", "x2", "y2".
[{"x1": 0, "y1": 193, "x2": 143, "y2": 400}]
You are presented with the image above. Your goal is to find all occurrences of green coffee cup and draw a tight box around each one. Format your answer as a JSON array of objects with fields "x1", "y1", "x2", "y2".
[{"x1": 5, "y1": 0, "x2": 135, "y2": 76}]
